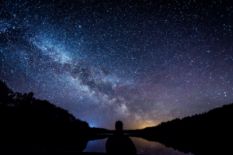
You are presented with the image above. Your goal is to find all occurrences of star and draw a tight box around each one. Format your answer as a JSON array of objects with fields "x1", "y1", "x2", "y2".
[{"x1": 0, "y1": 0, "x2": 233, "y2": 130}]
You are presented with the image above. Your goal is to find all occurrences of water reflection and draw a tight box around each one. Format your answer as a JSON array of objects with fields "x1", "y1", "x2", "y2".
[
  {"x1": 85, "y1": 137, "x2": 193, "y2": 155},
  {"x1": 85, "y1": 138, "x2": 107, "y2": 153}
]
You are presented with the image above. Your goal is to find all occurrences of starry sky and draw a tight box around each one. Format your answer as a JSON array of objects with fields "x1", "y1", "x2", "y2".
[{"x1": 1, "y1": 0, "x2": 233, "y2": 129}]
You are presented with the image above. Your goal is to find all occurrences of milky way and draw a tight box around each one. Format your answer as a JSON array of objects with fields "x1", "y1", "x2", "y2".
[{"x1": 1, "y1": 0, "x2": 233, "y2": 128}]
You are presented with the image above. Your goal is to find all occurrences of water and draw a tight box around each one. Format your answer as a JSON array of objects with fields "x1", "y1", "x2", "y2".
[{"x1": 85, "y1": 137, "x2": 194, "y2": 155}]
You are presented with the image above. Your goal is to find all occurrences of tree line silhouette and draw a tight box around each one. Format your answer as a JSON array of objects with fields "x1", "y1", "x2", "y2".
[
  {"x1": 0, "y1": 80, "x2": 90, "y2": 154},
  {"x1": 140, "y1": 103, "x2": 233, "y2": 155},
  {"x1": 1, "y1": 79, "x2": 233, "y2": 155}
]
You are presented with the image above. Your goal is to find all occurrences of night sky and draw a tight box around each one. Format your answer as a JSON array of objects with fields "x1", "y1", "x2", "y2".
[{"x1": 1, "y1": 0, "x2": 233, "y2": 129}]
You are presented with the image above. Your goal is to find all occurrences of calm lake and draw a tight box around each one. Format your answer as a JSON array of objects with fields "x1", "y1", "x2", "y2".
[{"x1": 85, "y1": 137, "x2": 194, "y2": 155}]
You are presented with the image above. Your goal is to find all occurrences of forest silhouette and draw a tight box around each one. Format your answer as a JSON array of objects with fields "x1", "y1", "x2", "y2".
[
  {"x1": 140, "y1": 102, "x2": 233, "y2": 155},
  {"x1": 0, "y1": 80, "x2": 233, "y2": 154},
  {"x1": 0, "y1": 80, "x2": 89, "y2": 154}
]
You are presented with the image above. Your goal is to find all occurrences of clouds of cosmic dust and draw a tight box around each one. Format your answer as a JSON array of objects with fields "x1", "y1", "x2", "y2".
[{"x1": 1, "y1": 0, "x2": 233, "y2": 128}]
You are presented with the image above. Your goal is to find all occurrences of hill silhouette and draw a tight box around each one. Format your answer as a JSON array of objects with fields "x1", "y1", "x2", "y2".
[
  {"x1": 0, "y1": 80, "x2": 90, "y2": 154},
  {"x1": 141, "y1": 103, "x2": 233, "y2": 155},
  {"x1": 1, "y1": 79, "x2": 233, "y2": 154}
]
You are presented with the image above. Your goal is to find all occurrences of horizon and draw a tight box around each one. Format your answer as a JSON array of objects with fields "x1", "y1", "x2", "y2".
[
  {"x1": 1, "y1": 0, "x2": 233, "y2": 129},
  {"x1": 2, "y1": 79, "x2": 232, "y2": 130}
]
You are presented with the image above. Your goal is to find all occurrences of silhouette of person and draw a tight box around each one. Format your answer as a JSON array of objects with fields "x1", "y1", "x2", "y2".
[{"x1": 106, "y1": 121, "x2": 136, "y2": 155}]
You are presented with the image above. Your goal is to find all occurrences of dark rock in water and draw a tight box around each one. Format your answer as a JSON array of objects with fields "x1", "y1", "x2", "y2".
[{"x1": 0, "y1": 80, "x2": 89, "y2": 154}]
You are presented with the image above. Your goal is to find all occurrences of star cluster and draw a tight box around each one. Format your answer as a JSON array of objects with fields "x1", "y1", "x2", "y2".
[{"x1": 1, "y1": 0, "x2": 233, "y2": 128}]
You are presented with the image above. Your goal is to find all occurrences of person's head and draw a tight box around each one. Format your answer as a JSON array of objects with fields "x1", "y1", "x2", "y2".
[{"x1": 115, "y1": 120, "x2": 123, "y2": 131}]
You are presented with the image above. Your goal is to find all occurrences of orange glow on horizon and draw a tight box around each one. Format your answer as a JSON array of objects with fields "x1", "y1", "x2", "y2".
[{"x1": 136, "y1": 120, "x2": 160, "y2": 129}]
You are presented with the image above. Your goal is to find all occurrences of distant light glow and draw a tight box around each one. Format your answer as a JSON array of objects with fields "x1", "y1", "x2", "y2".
[{"x1": 1, "y1": 0, "x2": 233, "y2": 129}]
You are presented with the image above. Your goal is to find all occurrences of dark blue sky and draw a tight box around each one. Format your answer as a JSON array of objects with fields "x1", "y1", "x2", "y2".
[{"x1": 1, "y1": 0, "x2": 233, "y2": 128}]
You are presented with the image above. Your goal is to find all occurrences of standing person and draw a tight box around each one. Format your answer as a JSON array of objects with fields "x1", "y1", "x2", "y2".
[{"x1": 106, "y1": 121, "x2": 136, "y2": 155}]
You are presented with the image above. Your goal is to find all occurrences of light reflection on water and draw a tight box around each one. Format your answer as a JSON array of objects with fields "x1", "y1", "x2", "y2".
[
  {"x1": 85, "y1": 138, "x2": 107, "y2": 153},
  {"x1": 85, "y1": 137, "x2": 193, "y2": 155}
]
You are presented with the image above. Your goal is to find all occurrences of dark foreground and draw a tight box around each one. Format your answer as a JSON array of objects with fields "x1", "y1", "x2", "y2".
[{"x1": 1, "y1": 80, "x2": 233, "y2": 155}]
